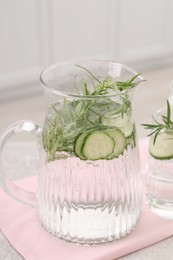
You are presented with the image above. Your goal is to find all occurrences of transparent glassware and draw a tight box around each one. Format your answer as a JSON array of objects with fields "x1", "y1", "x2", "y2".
[
  {"x1": 168, "y1": 80, "x2": 173, "y2": 110},
  {"x1": 146, "y1": 107, "x2": 173, "y2": 220},
  {"x1": 0, "y1": 60, "x2": 145, "y2": 244}
]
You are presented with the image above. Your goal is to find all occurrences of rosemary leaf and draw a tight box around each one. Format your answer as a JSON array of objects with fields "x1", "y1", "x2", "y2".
[
  {"x1": 75, "y1": 64, "x2": 101, "y2": 84},
  {"x1": 142, "y1": 100, "x2": 173, "y2": 144}
]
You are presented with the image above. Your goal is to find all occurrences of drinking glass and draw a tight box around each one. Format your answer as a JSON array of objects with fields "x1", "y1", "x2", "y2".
[{"x1": 146, "y1": 107, "x2": 173, "y2": 219}]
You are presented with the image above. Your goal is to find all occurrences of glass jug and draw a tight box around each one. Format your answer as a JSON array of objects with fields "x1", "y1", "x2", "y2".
[{"x1": 0, "y1": 60, "x2": 145, "y2": 244}]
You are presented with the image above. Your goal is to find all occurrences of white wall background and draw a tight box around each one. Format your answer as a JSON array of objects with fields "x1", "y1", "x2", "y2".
[{"x1": 0, "y1": 0, "x2": 173, "y2": 101}]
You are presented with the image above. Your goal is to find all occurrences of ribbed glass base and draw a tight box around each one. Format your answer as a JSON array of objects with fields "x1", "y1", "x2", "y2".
[{"x1": 38, "y1": 146, "x2": 142, "y2": 244}]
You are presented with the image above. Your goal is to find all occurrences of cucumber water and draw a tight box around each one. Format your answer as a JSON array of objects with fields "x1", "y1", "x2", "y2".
[
  {"x1": 43, "y1": 98, "x2": 136, "y2": 162},
  {"x1": 143, "y1": 101, "x2": 173, "y2": 160},
  {"x1": 42, "y1": 66, "x2": 139, "y2": 162},
  {"x1": 149, "y1": 131, "x2": 173, "y2": 160}
]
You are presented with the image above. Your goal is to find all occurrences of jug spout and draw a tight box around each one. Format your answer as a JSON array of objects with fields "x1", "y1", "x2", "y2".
[
  {"x1": 116, "y1": 63, "x2": 146, "y2": 89},
  {"x1": 135, "y1": 74, "x2": 146, "y2": 87}
]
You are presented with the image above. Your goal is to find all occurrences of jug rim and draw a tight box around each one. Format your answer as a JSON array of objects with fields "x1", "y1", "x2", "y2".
[{"x1": 40, "y1": 59, "x2": 145, "y2": 99}]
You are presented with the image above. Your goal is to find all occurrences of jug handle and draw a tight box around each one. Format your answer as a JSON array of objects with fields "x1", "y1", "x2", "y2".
[{"x1": 0, "y1": 120, "x2": 42, "y2": 207}]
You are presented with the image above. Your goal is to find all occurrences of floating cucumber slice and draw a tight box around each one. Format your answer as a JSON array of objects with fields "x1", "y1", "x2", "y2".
[
  {"x1": 74, "y1": 132, "x2": 88, "y2": 159},
  {"x1": 101, "y1": 111, "x2": 130, "y2": 128},
  {"x1": 120, "y1": 121, "x2": 134, "y2": 137},
  {"x1": 149, "y1": 132, "x2": 173, "y2": 159},
  {"x1": 105, "y1": 129, "x2": 126, "y2": 158},
  {"x1": 82, "y1": 131, "x2": 115, "y2": 160},
  {"x1": 101, "y1": 110, "x2": 134, "y2": 139}
]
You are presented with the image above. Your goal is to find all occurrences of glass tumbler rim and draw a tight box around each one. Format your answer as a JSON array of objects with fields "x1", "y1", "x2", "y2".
[
  {"x1": 169, "y1": 80, "x2": 173, "y2": 91},
  {"x1": 152, "y1": 105, "x2": 173, "y2": 124},
  {"x1": 152, "y1": 107, "x2": 167, "y2": 122}
]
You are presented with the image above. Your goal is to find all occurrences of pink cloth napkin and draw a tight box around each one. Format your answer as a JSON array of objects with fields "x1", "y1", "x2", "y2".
[{"x1": 0, "y1": 139, "x2": 173, "y2": 260}]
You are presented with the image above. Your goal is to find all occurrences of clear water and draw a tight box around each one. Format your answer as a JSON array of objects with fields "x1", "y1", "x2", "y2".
[
  {"x1": 38, "y1": 145, "x2": 142, "y2": 244},
  {"x1": 147, "y1": 157, "x2": 173, "y2": 220},
  {"x1": 39, "y1": 96, "x2": 143, "y2": 243}
]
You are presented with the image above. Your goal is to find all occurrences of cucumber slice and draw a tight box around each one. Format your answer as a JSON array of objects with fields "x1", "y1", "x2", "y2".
[
  {"x1": 101, "y1": 110, "x2": 134, "y2": 139},
  {"x1": 82, "y1": 131, "x2": 115, "y2": 160},
  {"x1": 74, "y1": 132, "x2": 88, "y2": 159},
  {"x1": 101, "y1": 111, "x2": 130, "y2": 128},
  {"x1": 120, "y1": 121, "x2": 134, "y2": 137},
  {"x1": 149, "y1": 132, "x2": 173, "y2": 159},
  {"x1": 105, "y1": 129, "x2": 126, "y2": 158}
]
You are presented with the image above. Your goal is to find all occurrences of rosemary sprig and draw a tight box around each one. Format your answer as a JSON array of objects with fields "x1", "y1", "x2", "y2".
[
  {"x1": 75, "y1": 64, "x2": 101, "y2": 84},
  {"x1": 115, "y1": 73, "x2": 141, "y2": 91},
  {"x1": 142, "y1": 100, "x2": 173, "y2": 144},
  {"x1": 75, "y1": 64, "x2": 141, "y2": 95},
  {"x1": 74, "y1": 65, "x2": 140, "y2": 119}
]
